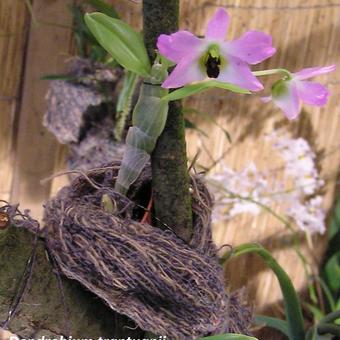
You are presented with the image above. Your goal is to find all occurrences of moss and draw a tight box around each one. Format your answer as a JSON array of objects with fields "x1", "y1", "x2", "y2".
[
  {"x1": 151, "y1": 101, "x2": 193, "y2": 241},
  {"x1": 143, "y1": 0, "x2": 180, "y2": 62}
]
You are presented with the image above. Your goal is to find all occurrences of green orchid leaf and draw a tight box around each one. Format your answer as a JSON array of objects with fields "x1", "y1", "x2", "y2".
[
  {"x1": 84, "y1": 12, "x2": 151, "y2": 77},
  {"x1": 316, "y1": 323, "x2": 340, "y2": 338},
  {"x1": 89, "y1": 44, "x2": 107, "y2": 61},
  {"x1": 255, "y1": 315, "x2": 289, "y2": 337},
  {"x1": 331, "y1": 195, "x2": 340, "y2": 237},
  {"x1": 323, "y1": 251, "x2": 340, "y2": 294},
  {"x1": 221, "y1": 243, "x2": 305, "y2": 340},
  {"x1": 335, "y1": 298, "x2": 340, "y2": 312},
  {"x1": 318, "y1": 310, "x2": 340, "y2": 326},
  {"x1": 305, "y1": 325, "x2": 318, "y2": 340},
  {"x1": 69, "y1": 4, "x2": 107, "y2": 54},
  {"x1": 69, "y1": 4, "x2": 90, "y2": 57},
  {"x1": 162, "y1": 80, "x2": 250, "y2": 101},
  {"x1": 200, "y1": 335, "x2": 258, "y2": 340},
  {"x1": 315, "y1": 276, "x2": 337, "y2": 312},
  {"x1": 86, "y1": 0, "x2": 119, "y2": 18},
  {"x1": 327, "y1": 195, "x2": 340, "y2": 251},
  {"x1": 305, "y1": 302, "x2": 325, "y2": 322},
  {"x1": 321, "y1": 195, "x2": 340, "y2": 304}
]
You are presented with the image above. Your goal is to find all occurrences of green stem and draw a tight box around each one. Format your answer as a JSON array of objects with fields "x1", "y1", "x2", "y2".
[
  {"x1": 314, "y1": 276, "x2": 336, "y2": 312},
  {"x1": 254, "y1": 315, "x2": 289, "y2": 336},
  {"x1": 305, "y1": 325, "x2": 317, "y2": 340},
  {"x1": 306, "y1": 311, "x2": 340, "y2": 339},
  {"x1": 143, "y1": 0, "x2": 193, "y2": 241},
  {"x1": 317, "y1": 323, "x2": 340, "y2": 336},
  {"x1": 319, "y1": 310, "x2": 340, "y2": 325},
  {"x1": 252, "y1": 68, "x2": 291, "y2": 78},
  {"x1": 221, "y1": 243, "x2": 305, "y2": 340}
]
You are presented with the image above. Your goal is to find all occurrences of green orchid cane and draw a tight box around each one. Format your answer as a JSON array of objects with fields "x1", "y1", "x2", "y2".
[
  {"x1": 115, "y1": 62, "x2": 169, "y2": 194},
  {"x1": 85, "y1": 12, "x2": 170, "y2": 195}
]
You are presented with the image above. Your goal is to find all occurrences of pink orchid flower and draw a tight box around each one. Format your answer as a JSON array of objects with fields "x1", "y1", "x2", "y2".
[
  {"x1": 157, "y1": 8, "x2": 276, "y2": 91},
  {"x1": 261, "y1": 65, "x2": 336, "y2": 120}
]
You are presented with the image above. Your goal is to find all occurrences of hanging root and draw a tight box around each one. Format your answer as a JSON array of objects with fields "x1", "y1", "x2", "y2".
[
  {"x1": 41, "y1": 161, "x2": 252, "y2": 339},
  {"x1": 0, "y1": 202, "x2": 39, "y2": 330}
]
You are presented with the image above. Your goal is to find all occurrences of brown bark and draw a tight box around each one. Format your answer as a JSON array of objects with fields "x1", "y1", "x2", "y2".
[{"x1": 143, "y1": 0, "x2": 193, "y2": 242}]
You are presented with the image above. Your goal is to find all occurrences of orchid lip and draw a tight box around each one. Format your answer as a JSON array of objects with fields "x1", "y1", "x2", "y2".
[
  {"x1": 272, "y1": 79, "x2": 290, "y2": 98},
  {"x1": 206, "y1": 55, "x2": 221, "y2": 78},
  {"x1": 199, "y1": 44, "x2": 227, "y2": 79}
]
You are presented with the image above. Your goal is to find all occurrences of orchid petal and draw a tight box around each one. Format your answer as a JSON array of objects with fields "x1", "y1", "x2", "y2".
[
  {"x1": 296, "y1": 81, "x2": 330, "y2": 106},
  {"x1": 294, "y1": 65, "x2": 336, "y2": 80},
  {"x1": 157, "y1": 31, "x2": 203, "y2": 63},
  {"x1": 205, "y1": 8, "x2": 229, "y2": 41},
  {"x1": 161, "y1": 54, "x2": 205, "y2": 89},
  {"x1": 217, "y1": 55, "x2": 264, "y2": 91},
  {"x1": 226, "y1": 30, "x2": 276, "y2": 64},
  {"x1": 273, "y1": 82, "x2": 301, "y2": 120}
]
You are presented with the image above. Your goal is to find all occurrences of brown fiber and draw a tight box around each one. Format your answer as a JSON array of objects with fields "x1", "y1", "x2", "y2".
[{"x1": 42, "y1": 162, "x2": 252, "y2": 339}]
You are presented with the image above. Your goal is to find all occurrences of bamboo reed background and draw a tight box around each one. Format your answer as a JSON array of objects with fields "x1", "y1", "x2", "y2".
[{"x1": 0, "y1": 0, "x2": 339, "y2": 314}]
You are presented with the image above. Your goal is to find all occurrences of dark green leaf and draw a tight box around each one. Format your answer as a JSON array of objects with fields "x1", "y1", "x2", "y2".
[
  {"x1": 319, "y1": 310, "x2": 340, "y2": 325},
  {"x1": 329, "y1": 196, "x2": 340, "y2": 240},
  {"x1": 86, "y1": 0, "x2": 119, "y2": 18},
  {"x1": 335, "y1": 298, "x2": 340, "y2": 312},
  {"x1": 221, "y1": 243, "x2": 305, "y2": 340},
  {"x1": 84, "y1": 13, "x2": 151, "y2": 76},
  {"x1": 304, "y1": 302, "x2": 325, "y2": 322},
  {"x1": 317, "y1": 323, "x2": 340, "y2": 338},
  {"x1": 321, "y1": 195, "x2": 340, "y2": 301},
  {"x1": 305, "y1": 325, "x2": 317, "y2": 340},
  {"x1": 69, "y1": 4, "x2": 88, "y2": 57},
  {"x1": 323, "y1": 253, "x2": 340, "y2": 293},
  {"x1": 70, "y1": 4, "x2": 106, "y2": 55},
  {"x1": 89, "y1": 44, "x2": 107, "y2": 61},
  {"x1": 315, "y1": 276, "x2": 336, "y2": 312},
  {"x1": 255, "y1": 315, "x2": 289, "y2": 336},
  {"x1": 162, "y1": 80, "x2": 250, "y2": 101}
]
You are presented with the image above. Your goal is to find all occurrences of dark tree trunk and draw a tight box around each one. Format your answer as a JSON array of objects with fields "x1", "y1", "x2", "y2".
[{"x1": 143, "y1": 0, "x2": 193, "y2": 242}]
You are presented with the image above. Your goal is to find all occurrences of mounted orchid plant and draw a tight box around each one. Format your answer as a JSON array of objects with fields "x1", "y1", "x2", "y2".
[
  {"x1": 85, "y1": 7, "x2": 337, "y2": 340},
  {"x1": 85, "y1": 7, "x2": 335, "y2": 195}
]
